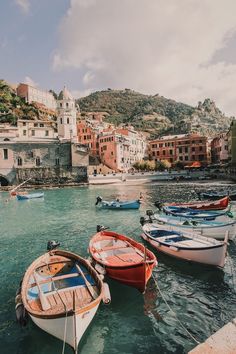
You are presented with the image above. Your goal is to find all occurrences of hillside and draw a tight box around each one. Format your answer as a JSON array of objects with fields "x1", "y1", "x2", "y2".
[
  {"x1": 0, "y1": 80, "x2": 56, "y2": 125},
  {"x1": 78, "y1": 89, "x2": 232, "y2": 137}
]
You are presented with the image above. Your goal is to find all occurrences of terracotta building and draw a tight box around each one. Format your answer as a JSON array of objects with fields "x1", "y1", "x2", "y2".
[
  {"x1": 211, "y1": 133, "x2": 229, "y2": 164},
  {"x1": 77, "y1": 121, "x2": 99, "y2": 157},
  {"x1": 149, "y1": 133, "x2": 210, "y2": 166}
]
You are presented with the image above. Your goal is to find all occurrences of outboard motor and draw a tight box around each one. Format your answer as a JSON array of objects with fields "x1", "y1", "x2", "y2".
[
  {"x1": 140, "y1": 216, "x2": 146, "y2": 226},
  {"x1": 154, "y1": 201, "x2": 163, "y2": 211},
  {"x1": 95, "y1": 196, "x2": 103, "y2": 205},
  {"x1": 47, "y1": 240, "x2": 60, "y2": 251},
  {"x1": 15, "y1": 281, "x2": 28, "y2": 327},
  {"x1": 97, "y1": 225, "x2": 109, "y2": 232},
  {"x1": 146, "y1": 209, "x2": 154, "y2": 222}
]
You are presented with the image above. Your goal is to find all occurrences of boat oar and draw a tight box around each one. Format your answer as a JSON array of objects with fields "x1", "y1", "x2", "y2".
[
  {"x1": 75, "y1": 264, "x2": 98, "y2": 300},
  {"x1": 33, "y1": 273, "x2": 51, "y2": 311}
]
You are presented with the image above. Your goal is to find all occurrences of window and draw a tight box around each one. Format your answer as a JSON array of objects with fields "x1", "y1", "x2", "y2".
[
  {"x1": 17, "y1": 157, "x2": 22, "y2": 166},
  {"x1": 60, "y1": 103, "x2": 62, "y2": 107},
  {"x1": 66, "y1": 102, "x2": 69, "y2": 108},
  {"x1": 23, "y1": 122, "x2": 26, "y2": 126},
  {"x1": 185, "y1": 156, "x2": 188, "y2": 161},
  {"x1": 192, "y1": 147, "x2": 195, "y2": 152},
  {"x1": 185, "y1": 147, "x2": 188, "y2": 153},
  {"x1": 55, "y1": 158, "x2": 60, "y2": 166},
  {"x1": 45, "y1": 130, "x2": 49, "y2": 136},
  {"x1": 34, "y1": 123, "x2": 38, "y2": 127},
  {"x1": 39, "y1": 123, "x2": 44, "y2": 127},
  {"x1": 163, "y1": 150, "x2": 166, "y2": 155},
  {"x1": 3, "y1": 149, "x2": 8, "y2": 160},
  {"x1": 67, "y1": 118, "x2": 70, "y2": 124},
  {"x1": 23, "y1": 130, "x2": 26, "y2": 136},
  {"x1": 179, "y1": 147, "x2": 182, "y2": 153},
  {"x1": 36, "y1": 157, "x2": 41, "y2": 166},
  {"x1": 170, "y1": 150, "x2": 173, "y2": 155},
  {"x1": 179, "y1": 156, "x2": 183, "y2": 161},
  {"x1": 32, "y1": 130, "x2": 35, "y2": 136},
  {"x1": 60, "y1": 118, "x2": 62, "y2": 124},
  {"x1": 111, "y1": 151, "x2": 114, "y2": 156}
]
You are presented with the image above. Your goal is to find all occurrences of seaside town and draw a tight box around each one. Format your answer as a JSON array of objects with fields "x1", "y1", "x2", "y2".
[
  {"x1": 1, "y1": 80, "x2": 236, "y2": 187},
  {"x1": 1, "y1": 2, "x2": 236, "y2": 354}
]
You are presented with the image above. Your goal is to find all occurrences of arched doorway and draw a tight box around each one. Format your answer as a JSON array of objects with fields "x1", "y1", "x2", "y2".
[{"x1": 0, "y1": 176, "x2": 9, "y2": 186}]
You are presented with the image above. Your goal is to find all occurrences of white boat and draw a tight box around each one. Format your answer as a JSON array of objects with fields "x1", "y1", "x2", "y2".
[
  {"x1": 19, "y1": 242, "x2": 111, "y2": 353},
  {"x1": 141, "y1": 223, "x2": 228, "y2": 267},
  {"x1": 152, "y1": 214, "x2": 236, "y2": 240}
]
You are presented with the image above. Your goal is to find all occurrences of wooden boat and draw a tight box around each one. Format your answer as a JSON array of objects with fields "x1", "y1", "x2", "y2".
[
  {"x1": 95, "y1": 196, "x2": 141, "y2": 210},
  {"x1": 156, "y1": 196, "x2": 229, "y2": 211},
  {"x1": 16, "y1": 192, "x2": 44, "y2": 200},
  {"x1": 163, "y1": 205, "x2": 230, "y2": 220},
  {"x1": 19, "y1": 242, "x2": 111, "y2": 353},
  {"x1": 89, "y1": 226, "x2": 157, "y2": 292},
  {"x1": 197, "y1": 190, "x2": 236, "y2": 201},
  {"x1": 141, "y1": 223, "x2": 228, "y2": 268},
  {"x1": 143, "y1": 213, "x2": 236, "y2": 240}
]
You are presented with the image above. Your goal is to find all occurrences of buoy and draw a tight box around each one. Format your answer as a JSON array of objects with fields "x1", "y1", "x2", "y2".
[{"x1": 102, "y1": 283, "x2": 111, "y2": 305}]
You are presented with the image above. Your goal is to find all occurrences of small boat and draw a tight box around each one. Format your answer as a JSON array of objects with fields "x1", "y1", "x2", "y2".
[
  {"x1": 95, "y1": 196, "x2": 141, "y2": 210},
  {"x1": 19, "y1": 241, "x2": 111, "y2": 353},
  {"x1": 141, "y1": 213, "x2": 236, "y2": 240},
  {"x1": 163, "y1": 205, "x2": 230, "y2": 220},
  {"x1": 155, "y1": 196, "x2": 229, "y2": 211},
  {"x1": 16, "y1": 192, "x2": 44, "y2": 200},
  {"x1": 197, "y1": 190, "x2": 236, "y2": 201},
  {"x1": 141, "y1": 222, "x2": 228, "y2": 268},
  {"x1": 89, "y1": 226, "x2": 157, "y2": 292}
]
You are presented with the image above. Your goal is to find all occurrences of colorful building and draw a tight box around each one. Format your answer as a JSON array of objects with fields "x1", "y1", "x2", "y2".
[
  {"x1": 211, "y1": 133, "x2": 228, "y2": 164},
  {"x1": 149, "y1": 133, "x2": 210, "y2": 166}
]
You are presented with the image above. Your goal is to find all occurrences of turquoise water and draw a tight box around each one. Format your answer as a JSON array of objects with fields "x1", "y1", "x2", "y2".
[{"x1": 0, "y1": 183, "x2": 236, "y2": 354}]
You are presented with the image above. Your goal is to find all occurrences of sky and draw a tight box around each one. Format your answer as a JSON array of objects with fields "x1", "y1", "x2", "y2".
[{"x1": 1, "y1": 0, "x2": 236, "y2": 116}]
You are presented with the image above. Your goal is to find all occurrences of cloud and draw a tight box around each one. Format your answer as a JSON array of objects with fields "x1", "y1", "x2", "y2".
[
  {"x1": 24, "y1": 76, "x2": 38, "y2": 87},
  {"x1": 15, "y1": 0, "x2": 30, "y2": 14},
  {"x1": 53, "y1": 0, "x2": 236, "y2": 116}
]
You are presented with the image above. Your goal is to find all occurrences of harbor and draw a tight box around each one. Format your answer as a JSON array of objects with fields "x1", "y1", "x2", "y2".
[{"x1": 1, "y1": 181, "x2": 236, "y2": 354}]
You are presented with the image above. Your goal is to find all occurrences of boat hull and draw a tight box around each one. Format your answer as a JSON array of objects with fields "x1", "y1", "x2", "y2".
[
  {"x1": 17, "y1": 192, "x2": 44, "y2": 200},
  {"x1": 155, "y1": 216, "x2": 236, "y2": 240},
  {"x1": 30, "y1": 303, "x2": 100, "y2": 350},
  {"x1": 168, "y1": 196, "x2": 229, "y2": 210},
  {"x1": 93, "y1": 260, "x2": 154, "y2": 293},
  {"x1": 199, "y1": 192, "x2": 236, "y2": 201},
  {"x1": 141, "y1": 233, "x2": 227, "y2": 268},
  {"x1": 100, "y1": 200, "x2": 140, "y2": 210}
]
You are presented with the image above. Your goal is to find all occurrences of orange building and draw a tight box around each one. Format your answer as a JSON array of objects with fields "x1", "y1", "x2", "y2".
[
  {"x1": 211, "y1": 133, "x2": 228, "y2": 164},
  {"x1": 149, "y1": 133, "x2": 210, "y2": 166},
  {"x1": 77, "y1": 121, "x2": 98, "y2": 157}
]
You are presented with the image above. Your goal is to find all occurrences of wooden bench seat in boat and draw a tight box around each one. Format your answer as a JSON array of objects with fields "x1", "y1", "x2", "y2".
[{"x1": 28, "y1": 284, "x2": 99, "y2": 314}]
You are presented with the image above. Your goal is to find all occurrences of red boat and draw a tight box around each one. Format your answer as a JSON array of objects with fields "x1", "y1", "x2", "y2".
[
  {"x1": 167, "y1": 196, "x2": 229, "y2": 211},
  {"x1": 89, "y1": 227, "x2": 157, "y2": 293}
]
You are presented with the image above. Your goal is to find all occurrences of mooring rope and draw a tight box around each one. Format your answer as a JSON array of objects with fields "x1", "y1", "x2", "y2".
[{"x1": 151, "y1": 273, "x2": 200, "y2": 345}]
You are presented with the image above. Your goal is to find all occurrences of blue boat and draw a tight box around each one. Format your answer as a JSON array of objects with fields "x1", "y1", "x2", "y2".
[
  {"x1": 95, "y1": 196, "x2": 141, "y2": 210},
  {"x1": 16, "y1": 192, "x2": 44, "y2": 200},
  {"x1": 163, "y1": 205, "x2": 230, "y2": 220}
]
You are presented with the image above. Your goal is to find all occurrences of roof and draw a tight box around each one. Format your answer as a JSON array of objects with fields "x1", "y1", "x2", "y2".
[{"x1": 58, "y1": 86, "x2": 74, "y2": 101}]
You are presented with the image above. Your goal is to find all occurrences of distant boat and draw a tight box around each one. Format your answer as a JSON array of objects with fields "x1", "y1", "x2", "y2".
[
  {"x1": 95, "y1": 196, "x2": 141, "y2": 210},
  {"x1": 16, "y1": 192, "x2": 44, "y2": 200},
  {"x1": 141, "y1": 223, "x2": 228, "y2": 268},
  {"x1": 197, "y1": 190, "x2": 236, "y2": 201},
  {"x1": 18, "y1": 241, "x2": 111, "y2": 353},
  {"x1": 141, "y1": 213, "x2": 236, "y2": 240},
  {"x1": 89, "y1": 226, "x2": 157, "y2": 292},
  {"x1": 155, "y1": 196, "x2": 229, "y2": 211},
  {"x1": 162, "y1": 205, "x2": 230, "y2": 220}
]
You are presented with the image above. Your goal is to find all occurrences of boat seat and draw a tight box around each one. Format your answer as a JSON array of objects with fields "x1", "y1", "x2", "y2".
[{"x1": 28, "y1": 272, "x2": 80, "y2": 289}]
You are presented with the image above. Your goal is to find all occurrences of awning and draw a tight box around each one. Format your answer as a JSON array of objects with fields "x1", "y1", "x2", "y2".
[{"x1": 185, "y1": 161, "x2": 201, "y2": 168}]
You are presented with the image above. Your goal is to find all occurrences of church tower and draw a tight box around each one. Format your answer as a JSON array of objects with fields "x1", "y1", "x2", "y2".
[{"x1": 57, "y1": 86, "x2": 78, "y2": 141}]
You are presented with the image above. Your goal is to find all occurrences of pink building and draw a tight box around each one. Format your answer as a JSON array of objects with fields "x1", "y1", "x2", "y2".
[
  {"x1": 211, "y1": 133, "x2": 229, "y2": 164},
  {"x1": 17, "y1": 83, "x2": 56, "y2": 110}
]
